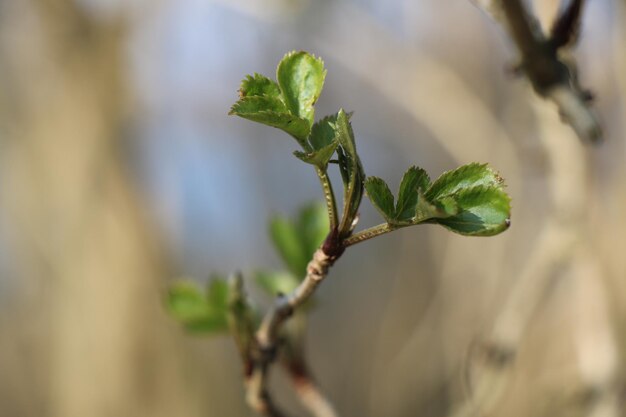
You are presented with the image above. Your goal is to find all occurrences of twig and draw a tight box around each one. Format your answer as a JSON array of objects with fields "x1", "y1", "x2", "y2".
[
  {"x1": 451, "y1": 222, "x2": 577, "y2": 417},
  {"x1": 449, "y1": 75, "x2": 598, "y2": 417},
  {"x1": 282, "y1": 343, "x2": 339, "y2": 417},
  {"x1": 472, "y1": 0, "x2": 602, "y2": 142},
  {"x1": 288, "y1": 368, "x2": 338, "y2": 417},
  {"x1": 256, "y1": 247, "x2": 338, "y2": 348},
  {"x1": 245, "y1": 232, "x2": 344, "y2": 417},
  {"x1": 568, "y1": 250, "x2": 622, "y2": 417},
  {"x1": 245, "y1": 364, "x2": 289, "y2": 417}
]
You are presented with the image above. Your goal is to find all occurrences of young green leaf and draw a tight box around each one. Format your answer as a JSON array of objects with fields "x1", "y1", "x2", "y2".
[
  {"x1": 230, "y1": 95, "x2": 287, "y2": 114},
  {"x1": 166, "y1": 280, "x2": 229, "y2": 334},
  {"x1": 335, "y1": 109, "x2": 364, "y2": 236},
  {"x1": 255, "y1": 270, "x2": 299, "y2": 296},
  {"x1": 229, "y1": 97, "x2": 310, "y2": 145},
  {"x1": 293, "y1": 140, "x2": 338, "y2": 168},
  {"x1": 434, "y1": 186, "x2": 511, "y2": 236},
  {"x1": 269, "y1": 215, "x2": 308, "y2": 277},
  {"x1": 395, "y1": 166, "x2": 430, "y2": 222},
  {"x1": 425, "y1": 162, "x2": 503, "y2": 201},
  {"x1": 276, "y1": 51, "x2": 326, "y2": 125},
  {"x1": 239, "y1": 73, "x2": 281, "y2": 99},
  {"x1": 309, "y1": 113, "x2": 339, "y2": 150},
  {"x1": 414, "y1": 190, "x2": 458, "y2": 222},
  {"x1": 365, "y1": 177, "x2": 395, "y2": 222}
]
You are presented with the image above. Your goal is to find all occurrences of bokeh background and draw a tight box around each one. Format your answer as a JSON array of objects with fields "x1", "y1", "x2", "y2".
[{"x1": 1, "y1": 0, "x2": 625, "y2": 416}]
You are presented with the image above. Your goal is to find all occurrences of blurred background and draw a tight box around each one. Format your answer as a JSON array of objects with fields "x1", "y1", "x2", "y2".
[{"x1": 0, "y1": 0, "x2": 625, "y2": 416}]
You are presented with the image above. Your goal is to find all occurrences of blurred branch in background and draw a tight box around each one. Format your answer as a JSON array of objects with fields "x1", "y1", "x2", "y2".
[
  {"x1": 470, "y1": 0, "x2": 602, "y2": 142},
  {"x1": 0, "y1": 1, "x2": 198, "y2": 416},
  {"x1": 452, "y1": 92, "x2": 621, "y2": 416}
]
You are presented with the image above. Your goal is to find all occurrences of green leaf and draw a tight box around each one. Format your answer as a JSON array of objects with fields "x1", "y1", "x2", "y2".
[
  {"x1": 414, "y1": 190, "x2": 458, "y2": 222},
  {"x1": 230, "y1": 94, "x2": 287, "y2": 114},
  {"x1": 166, "y1": 282, "x2": 207, "y2": 321},
  {"x1": 269, "y1": 215, "x2": 308, "y2": 277},
  {"x1": 293, "y1": 140, "x2": 338, "y2": 168},
  {"x1": 309, "y1": 113, "x2": 339, "y2": 150},
  {"x1": 207, "y1": 278, "x2": 229, "y2": 311},
  {"x1": 276, "y1": 51, "x2": 326, "y2": 125},
  {"x1": 365, "y1": 177, "x2": 395, "y2": 222},
  {"x1": 229, "y1": 96, "x2": 310, "y2": 144},
  {"x1": 166, "y1": 280, "x2": 229, "y2": 334},
  {"x1": 296, "y1": 202, "x2": 330, "y2": 258},
  {"x1": 267, "y1": 203, "x2": 329, "y2": 279},
  {"x1": 395, "y1": 166, "x2": 430, "y2": 222},
  {"x1": 255, "y1": 270, "x2": 299, "y2": 296},
  {"x1": 335, "y1": 109, "x2": 365, "y2": 236},
  {"x1": 239, "y1": 73, "x2": 281, "y2": 99},
  {"x1": 434, "y1": 186, "x2": 511, "y2": 236},
  {"x1": 425, "y1": 163, "x2": 504, "y2": 201}
]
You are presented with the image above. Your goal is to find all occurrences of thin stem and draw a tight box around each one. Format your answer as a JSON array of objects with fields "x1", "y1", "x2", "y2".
[
  {"x1": 246, "y1": 247, "x2": 341, "y2": 417},
  {"x1": 474, "y1": 0, "x2": 600, "y2": 142},
  {"x1": 245, "y1": 368, "x2": 289, "y2": 417},
  {"x1": 282, "y1": 318, "x2": 339, "y2": 417},
  {"x1": 342, "y1": 223, "x2": 395, "y2": 247},
  {"x1": 257, "y1": 248, "x2": 336, "y2": 347},
  {"x1": 287, "y1": 365, "x2": 339, "y2": 417},
  {"x1": 500, "y1": 0, "x2": 545, "y2": 54},
  {"x1": 316, "y1": 168, "x2": 338, "y2": 230}
]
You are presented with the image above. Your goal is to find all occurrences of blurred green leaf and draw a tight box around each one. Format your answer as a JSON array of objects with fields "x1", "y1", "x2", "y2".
[
  {"x1": 267, "y1": 203, "x2": 329, "y2": 279},
  {"x1": 255, "y1": 270, "x2": 299, "y2": 296},
  {"x1": 395, "y1": 166, "x2": 430, "y2": 222},
  {"x1": 269, "y1": 215, "x2": 308, "y2": 277},
  {"x1": 207, "y1": 278, "x2": 229, "y2": 311},
  {"x1": 166, "y1": 280, "x2": 229, "y2": 334},
  {"x1": 239, "y1": 73, "x2": 281, "y2": 99},
  {"x1": 425, "y1": 162, "x2": 504, "y2": 201},
  {"x1": 296, "y1": 202, "x2": 330, "y2": 259},
  {"x1": 229, "y1": 97, "x2": 310, "y2": 145},
  {"x1": 276, "y1": 51, "x2": 326, "y2": 125},
  {"x1": 166, "y1": 282, "x2": 207, "y2": 321},
  {"x1": 434, "y1": 186, "x2": 511, "y2": 236},
  {"x1": 365, "y1": 177, "x2": 395, "y2": 222}
]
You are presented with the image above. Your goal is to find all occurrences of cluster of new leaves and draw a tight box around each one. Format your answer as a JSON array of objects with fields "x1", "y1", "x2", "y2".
[
  {"x1": 167, "y1": 50, "x2": 512, "y2": 337},
  {"x1": 230, "y1": 51, "x2": 510, "y2": 239},
  {"x1": 230, "y1": 51, "x2": 363, "y2": 238},
  {"x1": 229, "y1": 52, "x2": 324, "y2": 148},
  {"x1": 366, "y1": 163, "x2": 510, "y2": 236},
  {"x1": 166, "y1": 203, "x2": 329, "y2": 335}
]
